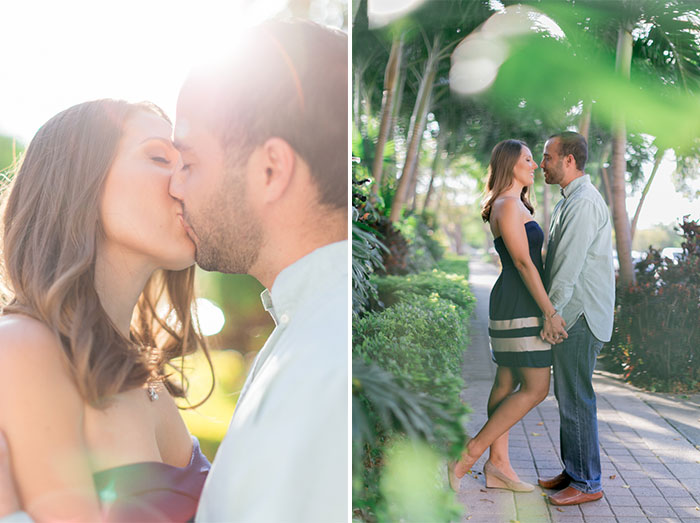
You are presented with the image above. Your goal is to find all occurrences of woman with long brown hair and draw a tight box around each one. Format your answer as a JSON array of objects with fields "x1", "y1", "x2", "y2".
[
  {"x1": 0, "y1": 99, "x2": 214, "y2": 521},
  {"x1": 449, "y1": 139, "x2": 567, "y2": 492}
]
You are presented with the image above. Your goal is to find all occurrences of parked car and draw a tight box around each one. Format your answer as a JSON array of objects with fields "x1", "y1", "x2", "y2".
[{"x1": 661, "y1": 247, "x2": 683, "y2": 263}]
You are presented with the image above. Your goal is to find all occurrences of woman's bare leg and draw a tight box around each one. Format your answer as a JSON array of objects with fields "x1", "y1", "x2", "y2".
[
  {"x1": 455, "y1": 366, "x2": 550, "y2": 478},
  {"x1": 486, "y1": 367, "x2": 522, "y2": 481}
]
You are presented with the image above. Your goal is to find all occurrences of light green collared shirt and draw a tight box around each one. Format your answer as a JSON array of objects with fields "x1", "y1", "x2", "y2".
[
  {"x1": 196, "y1": 240, "x2": 348, "y2": 523},
  {"x1": 544, "y1": 175, "x2": 615, "y2": 342}
]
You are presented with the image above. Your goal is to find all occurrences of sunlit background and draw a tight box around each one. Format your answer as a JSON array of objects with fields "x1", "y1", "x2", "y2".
[
  {"x1": 353, "y1": 1, "x2": 700, "y2": 519},
  {"x1": 0, "y1": 0, "x2": 347, "y2": 458},
  {"x1": 446, "y1": 0, "x2": 699, "y2": 231},
  {"x1": 355, "y1": 0, "x2": 699, "y2": 263}
]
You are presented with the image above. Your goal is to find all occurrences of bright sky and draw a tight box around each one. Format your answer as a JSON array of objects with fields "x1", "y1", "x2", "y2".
[
  {"x1": 480, "y1": 2, "x2": 700, "y2": 229},
  {"x1": 1, "y1": 0, "x2": 695, "y2": 231},
  {"x1": 0, "y1": 0, "x2": 346, "y2": 143},
  {"x1": 625, "y1": 152, "x2": 700, "y2": 230}
]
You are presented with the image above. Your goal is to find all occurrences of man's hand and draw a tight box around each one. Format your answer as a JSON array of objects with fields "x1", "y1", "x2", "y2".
[
  {"x1": 541, "y1": 313, "x2": 568, "y2": 345},
  {"x1": 0, "y1": 430, "x2": 21, "y2": 517}
]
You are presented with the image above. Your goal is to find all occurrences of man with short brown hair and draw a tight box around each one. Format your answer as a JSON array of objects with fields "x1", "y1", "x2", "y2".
[{"x1": 538, "y1": 131, "x2": 615, "y2": 506}]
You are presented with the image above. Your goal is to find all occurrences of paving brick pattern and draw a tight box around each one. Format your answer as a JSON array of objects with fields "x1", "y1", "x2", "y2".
[{"x1": 454, "y1": 260, "x2": 700, "y2": 522}]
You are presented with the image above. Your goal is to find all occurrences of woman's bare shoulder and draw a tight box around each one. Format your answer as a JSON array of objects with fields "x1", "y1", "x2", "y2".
[
  {"x1": 0, "y1": 313, "x2": 66, "y2": 363},
  {"x1": 492, "y1": 195, "x2": 521, "y2": 212},
  {"x1": 491, "y1": 196, "x2": 521, "y2": 227},
  {"x1": 0, "y1": 314, "x2": 78, "y2": 405},
  {"x1": 0, "y1": 315, "x2": 100, "y2": 520}
]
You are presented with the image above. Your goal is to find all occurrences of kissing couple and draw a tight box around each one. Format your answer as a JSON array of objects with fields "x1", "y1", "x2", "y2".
[
  {"x1": 0, "y1": 18, "x2": 348, "y2": 523},
  {"x1": 449, "y1": 132, "x2": 616, "y2": 506}
]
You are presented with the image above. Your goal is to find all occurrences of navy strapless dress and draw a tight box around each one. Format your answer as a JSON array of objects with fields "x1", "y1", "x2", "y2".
[
  {"x1": 488, "y1": 221, "x2": 552, "y2": 367},
  {"x1": 93, "y1": 436, "x2": 210, "y2": 522}
]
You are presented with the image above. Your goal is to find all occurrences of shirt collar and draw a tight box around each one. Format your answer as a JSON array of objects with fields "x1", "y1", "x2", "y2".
[
  {"x1": 560, "y1": 174, "x2": 590, "y2": 199},
  {"x1": 259, "y1": 240, "x2": 348, "y2": 326}
]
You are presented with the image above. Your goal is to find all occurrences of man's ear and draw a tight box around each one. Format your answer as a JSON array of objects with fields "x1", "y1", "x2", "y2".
[
  {"x1": 564, "y1": 153, "x2": 575, "y2": 169},
  {"x1": 260, "y1": 137, "x2": 296, "y2": 203}
]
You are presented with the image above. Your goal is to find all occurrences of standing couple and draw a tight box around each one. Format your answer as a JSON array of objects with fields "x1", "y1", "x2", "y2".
[
  {"x1": 0, "y1": 19, "x2": 347, "y2": 522},
  {"x1": 449, "y1": 132, "x2": 615, "y2": 506}
]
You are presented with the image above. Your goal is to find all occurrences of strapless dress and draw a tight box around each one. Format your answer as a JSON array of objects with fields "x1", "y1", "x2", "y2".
[
  {"x1": 489, "y1": 221, "x2": 552, "y2": 367},
  {"x1": 93, "y1": 436, "x2": 210, "y2": 522}
]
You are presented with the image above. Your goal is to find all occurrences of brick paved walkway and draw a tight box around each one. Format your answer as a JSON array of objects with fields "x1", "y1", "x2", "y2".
[{"x1": 453, "y1": 260, "x2": 700, "y2": 522}]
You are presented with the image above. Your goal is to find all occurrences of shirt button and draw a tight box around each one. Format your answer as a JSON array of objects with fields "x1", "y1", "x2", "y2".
[{"x1": 280, "y1": 313, "x2": 290, "y2": 324}]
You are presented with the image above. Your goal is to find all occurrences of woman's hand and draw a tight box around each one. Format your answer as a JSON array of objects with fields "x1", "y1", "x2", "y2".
[
  {"x1": 541, "y1": 313, "x2": 568, "y2": 344},
  {"x1": 0, "y1": 430, "x2": 21, "y2": 518}
]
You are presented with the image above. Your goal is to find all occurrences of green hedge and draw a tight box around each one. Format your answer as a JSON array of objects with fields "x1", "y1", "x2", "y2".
[
  {"x1": 352, "y1": 259, "x2": 473, "y2": 520},
  {"x1": 436, "y1": 255, "x2": 470, "y2": 279},
  {"x1": 375, "y1": 269, "x2": 475, "y2": 316},
  {"x1": 354, "y1": 293, "x2": 468, "y2": 400}
]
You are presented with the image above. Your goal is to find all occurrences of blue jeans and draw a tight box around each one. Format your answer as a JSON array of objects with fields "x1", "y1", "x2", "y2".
[{"x1": 552, "y1": 315, "x2": 603, "y2": 494}]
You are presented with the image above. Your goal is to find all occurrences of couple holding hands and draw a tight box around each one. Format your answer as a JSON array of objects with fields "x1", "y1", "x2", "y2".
[
  {"x1": 0, "y1": 13, "x2": 615, "y2": 521},
  {"x1": 449, "y1": 132, "x2": 615, "y2": 507}
]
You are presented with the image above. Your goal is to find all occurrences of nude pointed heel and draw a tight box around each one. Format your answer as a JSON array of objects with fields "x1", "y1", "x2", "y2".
[
  {"x1": 447, "y1": 461, "x2": 461, "y2": 491},
  {"x1": 484, "y1": 461, "x2": 535, "y2": 493}
]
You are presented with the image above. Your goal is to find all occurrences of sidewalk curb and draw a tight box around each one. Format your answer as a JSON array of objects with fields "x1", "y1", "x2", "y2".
[{"x1": 594, "y1": 369, "x2": 700, "y2": 451}]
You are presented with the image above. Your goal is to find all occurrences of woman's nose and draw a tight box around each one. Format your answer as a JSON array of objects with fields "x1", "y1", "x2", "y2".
[{"x1": 169, "y1": 166, "x2": 186, "y2": 201}]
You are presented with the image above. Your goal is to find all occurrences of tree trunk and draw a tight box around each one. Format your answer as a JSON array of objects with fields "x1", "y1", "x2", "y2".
[
  {"x1": 451, "y1": 222, "x2": 464, "y2": 255},
  {"x1": 352, "y1": 0, "x2": 362, "y2": 23},
  {"x1": 482, "y1": 220, "x2": 495, "y2": 262},
  {"x1": 579, "y1": 100, "x2": 592, "y2": 142},
  {"x1": 600, "y1": 165, "x2": 612, "y2": 205},
  {"x1": 371, "y1": 36, "x2": 403, "y2": 194},
  {"x1": 611, "y1": 23, "x2": 636, "y2": 287},
  {"x1": 423, "y1": 168, "x2": 437, "y2": 213},
  {"x1": 541, "y1": 182, "x2": 551, "y2": 245},
  {"x1": 598, "y1": 142, "x2": 613, "y2": 209},
  {"x1": 407, "y1": 109, "x2": 430, "y2": 211},
  {"x1": 409, "y1": 168, "x2": 421, "y2": 211},
  {"x1": 423, "y1": 132, "x2": 447, "y2": 212},
  {"x1": 630, "y1": 149, "x2": 664, "y2": 241},
  {"x1": 353, "y1": 67, "x2": 362, "y2": 134},
  {"x1": 389, "y1": 33, "x2": 442, "y2": 223},
  {"x1": 389, "y1": 61, "x2": 406, "y2": 155},
  {"x1": 434, "y1": 177, "x2": 448, "y2": 214}
]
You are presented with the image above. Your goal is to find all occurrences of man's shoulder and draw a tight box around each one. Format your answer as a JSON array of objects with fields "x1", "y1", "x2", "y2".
[
  {"x1": 564, "y1": 182, "x2": 608, "y2": 215},
  {"x1": 281, "y1": 279, "x2": 347, "y2": 357},
  {"x1": 573, "y1": 177, "x2": 605, "y2": 202},
  {"x1": 295, "y1": 275, "x2": 347, "y2": 326}
]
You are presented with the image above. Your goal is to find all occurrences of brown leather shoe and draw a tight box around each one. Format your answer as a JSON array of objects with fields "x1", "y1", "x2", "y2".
[
  {"x1": 537, "y1": 472, "x2": 569, "y2": 490},
  {"x1": 548, "y1": 486, "x2": 603, "y2": 506}
]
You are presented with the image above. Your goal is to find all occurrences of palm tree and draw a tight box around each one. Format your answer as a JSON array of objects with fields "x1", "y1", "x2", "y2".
[
  {"x1": 612, "y1": 16, "x2": 636, "y2": 285},
  {"x1": 608, "y1": 0, "x2": 700, "y2": 285},
  {"x1": 371, "y1": 34, "x2": 404, "y2": 194},
  {"x1": 496, "y1": 0, "x2": 700, "y2": 286},
  {"x1": 358, "y1": 0, "x2": 493, "y2": 223}
]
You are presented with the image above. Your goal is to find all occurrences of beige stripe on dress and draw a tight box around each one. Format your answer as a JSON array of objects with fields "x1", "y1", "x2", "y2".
[
  {"x1": 490, "y1": 336, "x2": 551, "y2": 352},
  {"x1": 489, "y1": 316, "x2": 543, "y2": 330}
]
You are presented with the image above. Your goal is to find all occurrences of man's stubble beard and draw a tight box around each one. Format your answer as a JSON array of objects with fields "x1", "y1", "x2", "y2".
[
  {"x1": 544, "y1": 159, "x2": 566, "y2": 186},
  {"x1": 190, "y1": 164, "x2": 263, "y2": 274}
]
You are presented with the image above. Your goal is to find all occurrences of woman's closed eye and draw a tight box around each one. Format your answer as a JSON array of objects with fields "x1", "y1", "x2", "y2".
[
  {"x1": 175, "y1": 161, "x2": 192, "y2": 175},
  {"x1": 151, "y1": 156, "x2": 170, "y2": 165}
]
